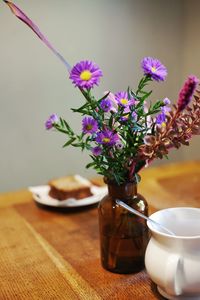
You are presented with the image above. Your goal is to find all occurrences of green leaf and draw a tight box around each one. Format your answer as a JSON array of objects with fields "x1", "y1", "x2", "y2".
[
  {"x1": 62, "y1": 137, "x2": 76, "y2": 147},
  {"x1": 127, "y1": 86, "x2": 132, "y2": 100},
  {"x1": 86, "y1": 162, "x2": 96, "y2": 169},
  {"x1": 98, "y1": 91, "x2": 110, "y2": 102},
  {"x1": 108, "y1": 114, "x2": 114, "y2": 129},
  {"x1": 130, "y1": 90, "x2": 140, "y2": 101},
  {"x1": 71, "y1": 142, "x2": 84, "y2": 147},
  {"x1": 71, "y1": 102, "x2": 89, "y2": 113},
  {"x1": 151, "y1": 100, "x2": 163, "y2": 111},
  {"x1": 63, "y1": 120, "x2": 74, "y2": 134},
  {"x1": 134, "y1": 173, "x2": 141, "y2": 184},
  {"x1": 54, "y1": 126, "x2": 68, "y2": 134},
  {"x1": 140, "y1": 90, "x2": 152, "y2": 101},
  {"x1": 60, "y1": 117, "x2": 64, "y2": 127}
]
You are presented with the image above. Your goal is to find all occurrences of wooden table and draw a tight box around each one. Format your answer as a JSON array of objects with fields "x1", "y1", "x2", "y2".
[{"x1": 0, "y1": 161, "x2": 200, "y2": 299}]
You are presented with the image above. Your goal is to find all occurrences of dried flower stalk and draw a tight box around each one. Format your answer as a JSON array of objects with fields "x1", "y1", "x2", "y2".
[{"x1": 139, "y1": 89, "x2": 200, "y2": 161}]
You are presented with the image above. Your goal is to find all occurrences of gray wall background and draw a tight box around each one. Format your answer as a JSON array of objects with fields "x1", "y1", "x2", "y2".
[{"x1": 0, "y1": 0, "x2": 199, "y2": 192}]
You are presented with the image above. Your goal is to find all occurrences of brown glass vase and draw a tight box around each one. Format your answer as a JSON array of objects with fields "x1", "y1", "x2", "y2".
[{"x1": 98, "y1": 178, "x2": 149, "y2": 274}]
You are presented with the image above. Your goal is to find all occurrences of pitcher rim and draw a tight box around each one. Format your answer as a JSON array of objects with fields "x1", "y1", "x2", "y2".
[{"x1": 147, "y1": 207, "x2": 200, "y2": 239}]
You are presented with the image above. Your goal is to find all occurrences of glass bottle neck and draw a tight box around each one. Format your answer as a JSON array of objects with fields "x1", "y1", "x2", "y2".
[{"x1": 107, "y1": 181, "x2": 137, "y2": 199}]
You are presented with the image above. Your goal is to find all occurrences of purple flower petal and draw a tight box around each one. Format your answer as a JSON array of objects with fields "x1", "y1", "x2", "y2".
[
  {"x1": 115, "y1": 91, "x2": 135, "y2": 107},
  {"x1": 100, "y1": 98, "x2": 112, "y2": 112},
  {"x1": 82, "y1": 117, "x2": 98, "y2": 134},
  {"x1": 70, "y1": 60, "x2": 103, "y2": 89},
  {"x1": 96, "y1": 129, "x2": 120, "y2": 146},
  {"x1": 104, "y1": 91, "x2": 118, "y2": 112},
  {"x1": 120, "y1": 106, "x2": 131, "y2": 122},
  {"x1": 141, "y1": 57, "x2": 167, "y2": 81},
  {"x1": 156, "y1": 112, "x2": 166, "y2": 125},
  {"x1": 163, "y1": 97, "x2": 171, "y2": 105},
  {"x1": 161, "y1": 106, "x2": 171, "y2": 114},
  {"x1": 45, "y1": 114, "x2": 59, "y2": 130},
  {"x1": 92, "y1": 146, "x2": 102, "y2": 156},
  {"x1": 131, "y1": 111, "x2": 137, "y2": 120}
]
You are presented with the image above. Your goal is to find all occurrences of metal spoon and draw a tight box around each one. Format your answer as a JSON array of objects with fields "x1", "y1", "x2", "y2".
[{"x1": 116, "y1": 199, "x2": 176, "y2": 236}]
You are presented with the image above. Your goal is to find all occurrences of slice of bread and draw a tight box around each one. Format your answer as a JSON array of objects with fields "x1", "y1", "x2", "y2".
[{"x1": 48, "y1": 175, "x2": 92, "y2": 200}]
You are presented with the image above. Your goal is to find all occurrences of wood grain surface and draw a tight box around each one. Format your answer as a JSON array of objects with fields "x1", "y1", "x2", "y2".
[{"x1": 0, "y1": 161, "x2": 200, "y2": 299}]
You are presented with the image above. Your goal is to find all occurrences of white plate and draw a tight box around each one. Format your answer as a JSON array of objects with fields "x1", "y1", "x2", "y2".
[{"x1": 29, "y1": 185, "x2": 107, "y2": 207}]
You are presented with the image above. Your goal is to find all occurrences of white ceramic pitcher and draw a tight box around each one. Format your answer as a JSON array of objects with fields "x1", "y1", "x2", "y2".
[{"x1": 145, "y1": 207, "x2": 200, "y2": 300}]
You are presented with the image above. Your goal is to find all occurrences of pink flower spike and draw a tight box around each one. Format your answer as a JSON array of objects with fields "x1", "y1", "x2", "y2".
[{"x1": 177, "y1": 75, "x2": 199, "y2": 111}]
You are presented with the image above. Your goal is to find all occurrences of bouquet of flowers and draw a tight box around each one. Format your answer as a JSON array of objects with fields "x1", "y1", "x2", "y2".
[
  {"x1": 5, "y1": 1, "x2": 200, "y2": 278},
  {"x1": 4, "y1": 1, "x2": 200, "y2": 185},
  {"x1": 45, "y1": 58, "x2": 199, "y2": 184}
]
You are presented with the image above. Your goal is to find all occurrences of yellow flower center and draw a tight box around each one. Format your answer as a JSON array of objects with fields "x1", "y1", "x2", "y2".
[
  {"x1": 161, "y1": 122, "x2": 166, "y2": 127},
  {"x1": 80, "y1": 70, "x2": 92, "y2": 81},
  {"x1": 86, "y1": 124, "x2": 92, "y2": 130},
  {"x1": 151, "y1": 66, "x2": 157, "y2": 73},
  {"x1": 120, "y1": 98, "x2": 128, "y2": 105},
  {"x1": 102, "y1": 137, "x2": 110, "y2": 143}
]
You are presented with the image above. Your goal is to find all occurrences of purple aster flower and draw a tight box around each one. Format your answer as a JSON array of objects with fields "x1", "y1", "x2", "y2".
[
  {"x1": 160, "y1": 97, "x2": 171, "y2": 114},
  {"x1": 69, "y1": 60, "x2": 103, "y2": 89},
  {"x1": 115, "y1": 91, "x2": 135, "y2": 107},
  {"x1": 100, "y1": 98, "x2": 112, "y2": 112},
  {"x1": 120, "y1": 106, "x2": 131, "y2": 121},
  {"x1": 104, "y1": 91, "x2": 118, "y2": 112},
  {"x1": 177, "y1": 75, "x2": 199, "y2": 111},
  {"x1": 156, "y1": 112, "x2": 166, "y2": 125},
  {"x1": 163, "y1": 97, "x2": 171, "y2": 105},
  {"x1": 105, "y1": 91, "x2": 116, "y2": 103},
  {"x1": 92, "y1": 146, "x2": 102, "y2": 156},
  {"x1": 82, "y1": 117, "x2": 98, "y2": 134},
  {"x1": 96, "y1": 129, "x2": 120, "y2": 146},
  {"x1": 45, "y1": 114, "x2": 59, "y2": 130},
  {"x1": 161, "y1": 106, "x2": 171, "y2": 114},
  {"x1": 141, "y1": 57, "x2": 167, "y2": 81}
]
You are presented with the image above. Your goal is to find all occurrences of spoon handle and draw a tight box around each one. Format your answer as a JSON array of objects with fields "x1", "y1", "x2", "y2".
[
  {"x1": 116, "y1": 199, "x2": 175, "y2": 236},
  {"x1": 116, "y1": 199, "x2": 149, "y2": 220}
]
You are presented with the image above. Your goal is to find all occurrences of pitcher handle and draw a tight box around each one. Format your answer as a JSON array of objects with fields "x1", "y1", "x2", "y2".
[{"x1": 165, "y1": 254, "x2": 182, "y2": 296}]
